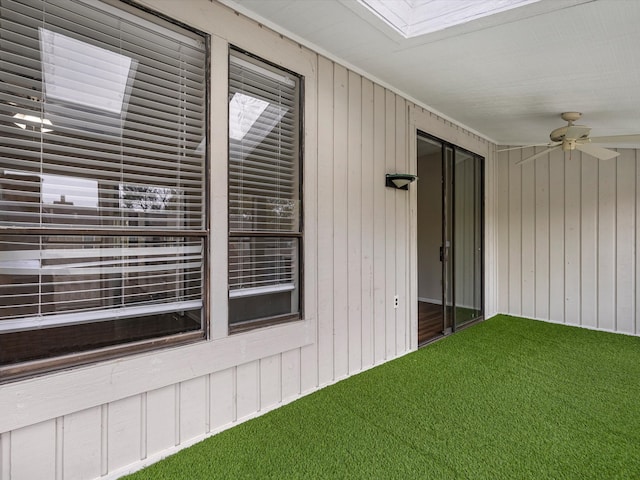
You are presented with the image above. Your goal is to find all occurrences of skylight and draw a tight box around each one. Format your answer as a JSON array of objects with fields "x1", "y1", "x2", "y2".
[{"x1": 358, "y1": 0, "x2": 542, "y2": 38}]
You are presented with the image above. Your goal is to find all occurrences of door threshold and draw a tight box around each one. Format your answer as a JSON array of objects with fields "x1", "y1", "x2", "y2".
[
  {"x1": 417, "y1": 318, "x2": 484, "y2": 349},
  {"x1": 418, "y1": 332, "x2": 445, "y2": 348}
]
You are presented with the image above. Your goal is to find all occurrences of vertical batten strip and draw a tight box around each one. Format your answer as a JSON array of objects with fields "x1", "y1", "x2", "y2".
[
  {"x1": 299, "y1": 48, "x2": 320, "y2": 396},
  {"x1": 232, "y1": 366, "x2": 238, "y2": 423},
  {"x1": 0, "y1": 432, "x2": 9, "y2": 480},
  {"x1": 491, "y1": 143, "x2": 500, "y2": 316},
  {"x1": 205, "y1": 375, "x2": 211, "y2": 434},
  {"x1": 332, "y1": 63, "x2": 349, "y2": 380},
  {"x1": 394, "y1": 95, "x2": 407, "y2": 354},
  {"x1": 384, "y1": 91, "x2": 397, "y2": 359},
  {"x1": 140, "y1": 393, "x2": 147, "y2": 460},
  {"x1": 55, "y1": 417, "x2": 63, "y2": 480},
  {"x1": 636, "y1": 149, "x2": 640, "y2": 335},
  {"x1": 100, "y1": 405, "x2": 108, "y2": 476},
  {"x1": 360, "y1": 78, "x2": 375, "y2": 367},
  {"x1": 347, "y1": 70, "x2": 363, "y2": 374},
  {"x1": 407, "y1": 105, "x2": 418, "y2": 349},
  {"x1": 373, "y1": 84, "x2": 387, "y2": 364},
  {"x1": 174, "y1": 385, "x2": 180, "y2": 447},
  {"x1": 564, "y1": 152, "x2": 581, "y2": 325}
]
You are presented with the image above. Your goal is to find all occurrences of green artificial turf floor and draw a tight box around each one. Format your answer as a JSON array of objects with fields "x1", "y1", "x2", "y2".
[{"x1": 125, "y1": 315, "x2": 640, "y2": 479}]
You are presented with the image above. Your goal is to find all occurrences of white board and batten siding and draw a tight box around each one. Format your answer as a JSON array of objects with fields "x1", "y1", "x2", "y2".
[
  {"x1": 0, "y1": 1, "x2": 498, "y2": 479},
  {"x1": 497, "y1": 147, "x2": 640, "y2": 335}
]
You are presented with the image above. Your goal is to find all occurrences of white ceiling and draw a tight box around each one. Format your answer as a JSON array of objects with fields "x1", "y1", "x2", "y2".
[{"x1": 221, "y1": 0, "x2": 640, "y2": 147}]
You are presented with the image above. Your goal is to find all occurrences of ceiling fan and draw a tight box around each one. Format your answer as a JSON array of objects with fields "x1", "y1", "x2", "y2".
[{"x1": 499, "y1": 112, "x2": 640, "y2": 165}]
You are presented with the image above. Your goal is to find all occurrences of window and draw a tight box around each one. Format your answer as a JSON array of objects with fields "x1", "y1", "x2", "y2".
[
  {"x1": 228, "y1": 50, "x2": 302, "y2": 331},
  {"x1": 0, "y1": 0, "x2": 207, "y2": 378}
]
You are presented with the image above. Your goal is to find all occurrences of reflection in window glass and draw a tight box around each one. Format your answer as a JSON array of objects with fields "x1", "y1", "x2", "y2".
[{"x1": 0, "y1": 0, "x2": 207, "y2": 376}]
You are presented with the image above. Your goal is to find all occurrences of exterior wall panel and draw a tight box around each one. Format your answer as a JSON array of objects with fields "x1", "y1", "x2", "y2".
[
  {"x1": 498, "y1": 148, "x2": 640, "y2": 336},
  {"x1": 316, "y1": 55, "x2": 336, "y2": 387},
  {"x1": 373, "y1": 84, "x2": 388, "y2": 363},
  {"x1": 581, "y1": 155, "x2": 598, "y2": 329},
  {"x1": 508, "y1": 149, "x2": 523, "y2": 316},
  {"x1": 616, "y1": 150, "x2": 636, "y2": 334},
  {"x1": 565, "y1": 152, "x2": 582, "y2": 325},
  {"x1": 534, "y1": 154, "x2": 550, "y2": 319},
  {"x1": 63, "y1": 407, "x2": 102, "y2": 480},
  {"x1": 360, "y1": 78, "x2": 375, "y2": 369},
  {"x1": 548, "y1": 146, "x2": 566, "y2": 322},
  {"x1": 209, "y1": 368, "x2": 235, "y2": 430},
  {"x1": 146, "y1": 386, "x2": 176, "y2": 457},
  {"x1": 348, "y1": 70, "x2": 363, "y2": 375},
  {"x1": 521, "y1": 157, "x2": 536, "y2": 318},
  {"x1": 179, "y1": 377, "x2": 208, "y2": 443},
  {"x1": 333, "y1": 63, "x2": 350, "y2": 381},
  {"x1": 384, "y1": 90, "x2": 398, "y2": 359},
  {"x1": 395, "y1": 95, "x2": 408, "y2": 353},
  {"x1": 10, "y1": 421, "x2": 56, "y2": 480}
]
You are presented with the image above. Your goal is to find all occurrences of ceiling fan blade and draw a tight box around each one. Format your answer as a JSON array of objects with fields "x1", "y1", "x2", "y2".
[
  {"x1": 588, "y1": 134, "x2": 640, "y2": 144},
  {"x1": 515, "y1": 146, "x2": 561, "y2": 165},
  {"x1": 497, "y1": 143, "x2": 554, "y2": 152},
  {"x1": 575, "y1": 143, "x2": 620, "y2": 160},
  {"x1": 564, "y1": 125, "x2": 591, "y2": 140}
]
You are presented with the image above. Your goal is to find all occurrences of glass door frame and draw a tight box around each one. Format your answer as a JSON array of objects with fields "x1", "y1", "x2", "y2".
[
  {"x1": 416, "y1": 130, "x2": 485, "y2": 337},
  {"x1": 451, "y1": 144, "x2": 485, "y2": 331}
]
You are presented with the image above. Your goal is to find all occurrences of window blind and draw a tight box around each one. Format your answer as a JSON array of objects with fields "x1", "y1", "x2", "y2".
[
  {"x1": 228, "y1": 50, "x2": 301, "y2": 326},
  {"x1": 0, "y1": 0, "x2": 207, "y2": 353},
  {"x1": 228, "y1": 236, "x2": 297, "y2": 295},
  {"x1": 0, "y1": 0, "x2": 206, "y2": 231},
  {"x1": 228, "y1": 53, "x2": 299, "y2": 234}
]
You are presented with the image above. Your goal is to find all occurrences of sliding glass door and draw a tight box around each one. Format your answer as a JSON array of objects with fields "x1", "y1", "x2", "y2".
[{"x1": 417, "y1": 132, "x2": 483, "y2": 343}]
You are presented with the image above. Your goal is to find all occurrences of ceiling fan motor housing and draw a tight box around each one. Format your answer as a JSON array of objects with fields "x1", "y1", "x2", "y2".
[
  {"x1": 550, "y1": 126, "x2": 590, "y2": 142},
  {"x1": 550, "y1": 112, "x2": 588, "y2": 142}
]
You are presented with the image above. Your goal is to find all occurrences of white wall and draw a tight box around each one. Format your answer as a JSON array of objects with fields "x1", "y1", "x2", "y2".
[
  {"x1": 0, "y1": 1, "x2": 498, "y2": 479},
  {"x1": 497, "y1": 147, "x2": 640, "y2": 335}
]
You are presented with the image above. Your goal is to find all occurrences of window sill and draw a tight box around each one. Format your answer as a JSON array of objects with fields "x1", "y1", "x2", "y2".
[
  {"x1": 0, "y1": 329, "x2": 205, "y2": 384},
  {"x1": 229, "y1": 284, "x2": 295, "y2": 299},
  {"x1": 0, "y1": 316, "x2": 315, "y2": 433},
  {"x1": 228, "y1": 312, "x2": 300, "y2": 334}
]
